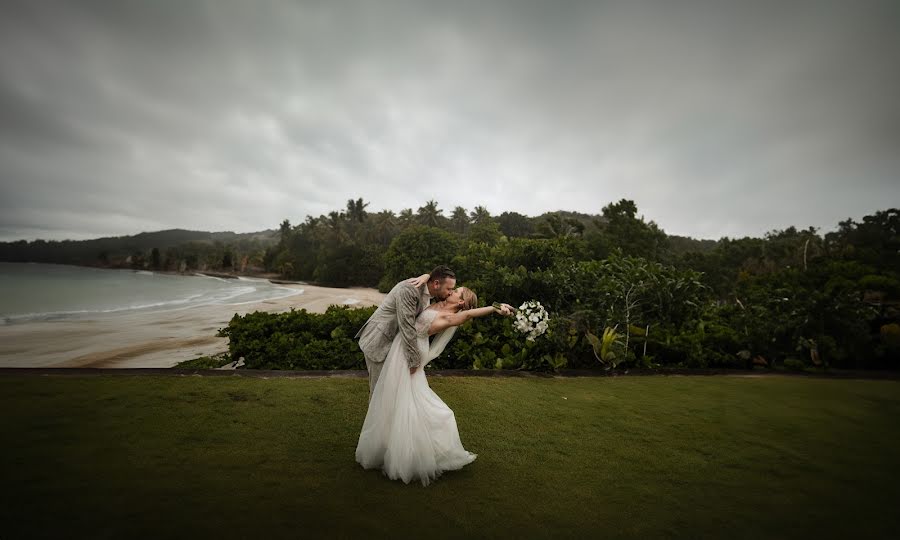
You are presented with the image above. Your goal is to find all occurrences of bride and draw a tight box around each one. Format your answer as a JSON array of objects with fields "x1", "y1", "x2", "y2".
[{"x1": 355, "y1": 285, "x2": 512, "y2": 487}]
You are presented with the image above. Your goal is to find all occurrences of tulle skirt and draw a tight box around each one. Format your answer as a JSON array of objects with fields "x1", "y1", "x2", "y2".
[{"x1": 355, "y1": 337, "x2": 477, "y2": 486}]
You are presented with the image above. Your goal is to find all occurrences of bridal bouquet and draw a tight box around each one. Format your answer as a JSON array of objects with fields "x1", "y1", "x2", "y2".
[{"x1": 495, "y1": 300, "x2": 549, "y2": 341}]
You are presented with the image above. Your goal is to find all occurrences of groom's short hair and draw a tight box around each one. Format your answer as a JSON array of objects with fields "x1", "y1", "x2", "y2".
[{"x1": 429, "y1": 265, "x2": 456, "y2": 283}]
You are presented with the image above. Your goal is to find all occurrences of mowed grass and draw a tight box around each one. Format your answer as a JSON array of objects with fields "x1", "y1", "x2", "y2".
[{"x1": 1, "y1": 374, "x2": 899, "y2": 539}]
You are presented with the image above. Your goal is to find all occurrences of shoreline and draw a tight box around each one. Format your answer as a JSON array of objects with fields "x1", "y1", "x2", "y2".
[{"x1": 0, "y1": 283, "x2": 384, "y2": 369}]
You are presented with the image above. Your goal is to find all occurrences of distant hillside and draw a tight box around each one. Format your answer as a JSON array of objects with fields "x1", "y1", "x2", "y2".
[
  {"x1": 96, "y1": 228, "x2": 278, "y2": 250},
  {"x1": 0, "y1": 228, "x2": 278, "y2": 268},
  {"x1": 668, "y1": 235, "x2": 718, "y2": 255}
]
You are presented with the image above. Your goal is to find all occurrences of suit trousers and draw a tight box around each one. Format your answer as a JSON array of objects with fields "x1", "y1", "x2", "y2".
[{"x1": 365, "y1": 355, "x2": 385, "y2": 403}]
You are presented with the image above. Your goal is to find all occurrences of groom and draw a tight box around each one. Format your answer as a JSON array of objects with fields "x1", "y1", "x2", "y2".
[{"x1": 355, "y1": 265, "x2": 457, "y2": 402}]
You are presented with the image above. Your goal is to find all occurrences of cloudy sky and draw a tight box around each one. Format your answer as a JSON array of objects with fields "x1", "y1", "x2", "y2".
[{"x1": 1, "y1": 0, "x2": 897, "y2": 242}]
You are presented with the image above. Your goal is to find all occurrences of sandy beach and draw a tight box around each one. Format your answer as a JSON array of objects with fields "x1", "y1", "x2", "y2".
[{"x1": 0, "y1": 284, "x2": 385, "y2": 369}]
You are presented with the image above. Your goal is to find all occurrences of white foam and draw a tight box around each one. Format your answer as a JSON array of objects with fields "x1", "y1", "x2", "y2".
[
  {"x1": 228, "y1": 288, "x2": 304, "y2": 306},
  {"x1": 193, "y1": 273, "x2": 229, "y2": 282}
]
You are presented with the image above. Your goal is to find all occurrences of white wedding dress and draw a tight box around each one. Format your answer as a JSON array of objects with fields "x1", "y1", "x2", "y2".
[{"x1": 355, "y1": 308, "x2": 477, "y2": 486}]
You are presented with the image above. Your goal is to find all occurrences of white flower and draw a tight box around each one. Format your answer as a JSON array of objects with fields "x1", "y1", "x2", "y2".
[{"x1": 510, "y1": 299, "x2": 549, "y2": 340}]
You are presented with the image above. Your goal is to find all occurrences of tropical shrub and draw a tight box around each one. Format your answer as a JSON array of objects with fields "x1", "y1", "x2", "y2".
[{"x1": 219, "y1": 305, "x2": 375, "y2": 370}]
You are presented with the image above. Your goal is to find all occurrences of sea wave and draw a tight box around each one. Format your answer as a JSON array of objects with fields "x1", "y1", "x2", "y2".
[
  {"x1": 1, "y1": 293, "x2": 207, "y2": 324},
  {"x1": 193, "y1": 273, "x2": 230, "y2": 282},
  {"x1": 0, "y1": 285, "x2": 298, "y2": 323},
  {"x1": 228, "y1": 287, "x2": 304, "y2": 306}
]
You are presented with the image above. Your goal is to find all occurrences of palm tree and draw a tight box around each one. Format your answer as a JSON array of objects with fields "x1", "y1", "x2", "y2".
[
  {"x1": 278, "y1": 219, "x2": 292, "y2": 246},
  {"x1": 450, "y1": 206, "x2": 470, "y2": 234},
  {"x1": 470, "y1": 206, "x2": 491, "y2": 225},
  {"x1": 298, "y1": 216, "x2": 323, "y2": 242},
  {"x1": 301, "y1": 215, "x2": 320, "y2": 230},
  {"x1": 416, "y1": 200, "x2": 443, "y2": 227},
  {"x1": 537, "y1": 213, "x2": 584, "y2": 238},
  {"x1": 345, "y1": 198, "x2": 369, "y2": 223},
  {"x1": 398, "y1": 208, "x2": 416, "y2": 228},
  {"x1": 370, "y1": 210, "x2": 398, "y2": 245},
  {"x1": 326, "y1": 211, "x2": 349, "y2": 242}
]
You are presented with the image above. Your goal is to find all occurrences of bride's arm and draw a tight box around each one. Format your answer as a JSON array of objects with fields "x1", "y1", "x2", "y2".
[
  {"x1": 406, "y1": 273, "x2": 431, "y2": 288},
  {"x1": 428, "y1": 305, "x2": 510, "y2": 335}
]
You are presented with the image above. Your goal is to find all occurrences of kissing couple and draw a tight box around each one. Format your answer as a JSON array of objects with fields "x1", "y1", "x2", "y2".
[{"x1": 354, "y1": 265, "x2": 514, "y2": 487}]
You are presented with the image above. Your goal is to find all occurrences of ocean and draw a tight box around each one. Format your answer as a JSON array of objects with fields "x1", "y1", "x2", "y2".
[{"x1": 0, "y1": 262, "x2": 303, "y2": 324}]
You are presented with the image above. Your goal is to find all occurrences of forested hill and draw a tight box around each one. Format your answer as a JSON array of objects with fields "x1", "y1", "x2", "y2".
[{"x1": 0, "y1": 228, "x2": 278, "y2": 271}]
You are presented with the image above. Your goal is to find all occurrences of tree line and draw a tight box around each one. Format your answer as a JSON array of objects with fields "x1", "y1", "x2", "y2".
[
  {"x1": 223, "y1": 199, "x2": 897, "y2": 371},
  {"x1": 267, "y1": 197, "x2": 707, "y2": 288},
  {"x1": 0, "y1": 229, "x2": 278, "y2": 273}
]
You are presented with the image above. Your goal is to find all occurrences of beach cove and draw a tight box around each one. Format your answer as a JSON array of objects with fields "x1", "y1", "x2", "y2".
[{"x1": 0, "y1": 279, "x2": 384, "y2": 369}]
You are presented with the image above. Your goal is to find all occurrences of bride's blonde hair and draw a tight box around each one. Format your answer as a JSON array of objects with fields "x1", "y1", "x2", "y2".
[{"x1": 458, "y1": 287, "x2": 477, "y2": 311}]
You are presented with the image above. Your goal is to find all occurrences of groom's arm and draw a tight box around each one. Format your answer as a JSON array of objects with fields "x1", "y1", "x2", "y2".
[{"x1": 396, "y1": 284, "x2": 422, "y2": 370}]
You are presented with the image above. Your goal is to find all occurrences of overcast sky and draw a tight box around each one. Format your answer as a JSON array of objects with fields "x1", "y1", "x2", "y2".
[{"x1": 1, "y1": 0, "x2": 897, "y2": 242}]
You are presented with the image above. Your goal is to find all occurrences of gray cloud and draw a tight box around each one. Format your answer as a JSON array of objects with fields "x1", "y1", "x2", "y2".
[{"x1": 1, "y1": 0, "x2": 898, "y2": 242}]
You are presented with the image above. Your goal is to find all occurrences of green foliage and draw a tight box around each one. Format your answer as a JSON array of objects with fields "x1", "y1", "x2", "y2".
[
  {"x1": 593, "y1": 199, "x2": 671, "y2": 261},
  {"x1": 429, "y1": 313, "x2": 588, "y2": 372},
  {"x1": 218, "y1": 305, "x2": 376, "y2": 370},
  {"x1": 783, "y1": 358, "x2": 806, "y2": 372},
  {"x1": 720, "y1": 259, "x2": 884, "y2": 368},
  {"x1": 825, "y1": 209, "x2": 899, "y2": 270},
  {"x1": 312, "y1": 242, "x2": 383, "y2": 286},
  {"x1": 496, "y1": 211, "x2": 535, "y2": 238},
  {"x1": 378, "y1": 226, "x2": 459, "y2": 291},
  {"x1": 220, "y1": 303, "x2": 581, "y2": 373},
  {"x1": 585, "y1": 326, "x2": 625, "y2": 368},
  {"x1": 174, "y1": 352, "x2": 233, "y2": 369},
  {"x1": 654, "y1": 317, "x2": 745, "y2": 368},
  {"x1": 466, "y1": 221, "x2": 504, "y2": 246},
  {"x1": 217, "y1": 203, "x2": 900, "y2": 372},
  {"x1": 536, "y1": 212, "x2": 585, "y2": 239}
]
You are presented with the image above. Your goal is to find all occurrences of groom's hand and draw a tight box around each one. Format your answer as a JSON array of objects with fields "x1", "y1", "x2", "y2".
[{"x1": 409, "y1": 367, "x2": 417, "y2": 375}]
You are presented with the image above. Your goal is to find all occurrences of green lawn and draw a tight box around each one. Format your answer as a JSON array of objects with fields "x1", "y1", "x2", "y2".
[{"x1": 1, "y1": 374, "x2": 898, "y2": 539}]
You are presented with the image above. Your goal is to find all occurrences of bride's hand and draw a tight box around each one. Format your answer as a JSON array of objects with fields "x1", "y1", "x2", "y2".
[{"x1": 407, "y1": 273, "x2": 430, "y2": 287}]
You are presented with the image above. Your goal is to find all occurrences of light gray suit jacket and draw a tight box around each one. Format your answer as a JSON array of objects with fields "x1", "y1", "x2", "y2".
[{"x1": 355, "y1": 281, "x2": 431, "y2": 369}]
